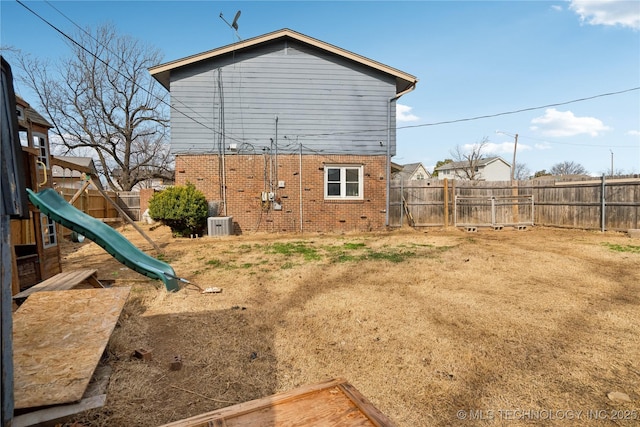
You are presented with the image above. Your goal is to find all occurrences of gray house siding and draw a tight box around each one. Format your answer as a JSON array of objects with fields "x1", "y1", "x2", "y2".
[{"x1": 169, "y1": 40, "x2": 397, "y2": 156}]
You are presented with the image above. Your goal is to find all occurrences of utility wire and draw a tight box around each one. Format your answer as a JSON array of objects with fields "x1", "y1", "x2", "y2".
[
  {"x1": 18, "y1": 0, "x2": 640, "y2": 145},
  {"x1": 17, "y1": 0, "x2": 246, "y2": 146},
  {"x1": 293, "y1": 87, "x2": 640, "y2": 137},
  {"x1": 398, "y1": 87, "x2": 640, "y2": 131},
  {"x1": 514, "y1": 133, "x2": 638, "y2": 149},
  {"x1": 41, "y1": 0, "x2": 238, "y2": 141}
]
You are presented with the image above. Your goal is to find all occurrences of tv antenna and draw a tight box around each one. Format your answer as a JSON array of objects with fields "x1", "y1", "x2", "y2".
[{"x1": 219, "y1": 10, "x2": 242, "y2": 41}]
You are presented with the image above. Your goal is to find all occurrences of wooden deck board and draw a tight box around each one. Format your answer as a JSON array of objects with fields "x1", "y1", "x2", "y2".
[
  {"x1": 13, "y1": 269, "x2": 103, "y2": 301},
  {"x1": 159, "y1": 378, "x2": 396, "y2": 427},
  {"x1": 12, "y1": 287, "x2": 130, "y2": 409}
]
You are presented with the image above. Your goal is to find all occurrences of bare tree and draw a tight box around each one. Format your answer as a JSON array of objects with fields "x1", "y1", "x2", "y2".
[
  {"x1": 449, "y1": 137, "x2": 489, "y2": 180},
  {"x1": 16, "y1": 23, "x2": 172, "y2": 190},
  {"x1": 514, "y1": 161, "x2": 531, "y2": 180},
  {"x1": 549, "y1": 161, "x2": 588, "y2": 176},
  {"x1": 601, "y1": 167, "x2": 630, "y2": 177}
]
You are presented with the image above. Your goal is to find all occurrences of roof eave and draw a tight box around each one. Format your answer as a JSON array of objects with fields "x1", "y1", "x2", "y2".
[{"x1": 149, "y1": 28, "x2": 417, "y2": 94}]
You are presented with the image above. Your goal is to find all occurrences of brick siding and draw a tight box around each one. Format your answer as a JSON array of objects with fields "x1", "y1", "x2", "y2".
[{"x1": 175, "y1": 154, "x2": 388, "y2": 233}]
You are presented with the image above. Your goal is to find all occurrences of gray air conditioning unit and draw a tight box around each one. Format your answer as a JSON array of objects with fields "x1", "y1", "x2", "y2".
[{"x1": 208, "y1": 216, "x2": 233, "y2": 236}]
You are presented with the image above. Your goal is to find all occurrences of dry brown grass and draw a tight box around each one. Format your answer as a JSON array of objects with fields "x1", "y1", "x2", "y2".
[{"x1": 60, "y1": 224, "x2": 639, "y2": 426}]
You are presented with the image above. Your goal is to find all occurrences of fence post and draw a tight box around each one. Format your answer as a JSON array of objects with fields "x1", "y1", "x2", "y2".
[
  {"x1": 601, "y1": 174, "x2": 606, "y2": 232},
  {"x1": 400, "y1": 178, "x2": 404, "y2": 227},
  {"x1": 443, "y1": 178, "x2": 449, "y2": 228},
  {"x1": 453, "y1": 194, "x2": 458, "y2": 227},
  {"x1": 512, "y1": 181, "x2": 519, "y2": 224},
  {"x1": 531, "y1": 194, "x2": 535, "y2": 226},
  {"x1": 451, "y1": 179, "x2": 456, "y2": 227},
  {"x1": 491, "y1": 197, "x2": 496, "y2": 226}
]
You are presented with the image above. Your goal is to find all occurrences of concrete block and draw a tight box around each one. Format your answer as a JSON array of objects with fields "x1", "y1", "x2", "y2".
[
  {"x1": 170, "y1": 355, "x2": 183, "y2": 371},
  {"x1": 133, "y1": 348, "x2": 152, "y2": 361},
  {"x1": 628, "y1": 229, "x2": 640, "y2": 239}
]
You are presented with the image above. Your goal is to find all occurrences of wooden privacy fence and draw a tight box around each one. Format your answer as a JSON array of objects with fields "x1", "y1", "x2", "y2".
[
  {"x1": 56, "y1": 188, "x2": 142, "y2": 221},
  {"x1": 57, "y1": 187, "x2": 119, "y2": 220},
  {"x1": 390, "y1": 176, "x2": 640, "y2": 231},
  {"x1": 116, "y1": 191, "x2": 141, "y2": 221}
]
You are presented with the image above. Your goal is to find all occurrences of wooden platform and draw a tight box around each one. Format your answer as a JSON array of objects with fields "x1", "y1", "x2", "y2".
[
  {"x1": 12, "y1": 269, "x2": 103, "y2": 303},
  {"x1": 159, "y1": 378, "x2": 396, "y2": 427},
  {"x1": 12, "y1": 287, "x2": 130, "y2": 409}
]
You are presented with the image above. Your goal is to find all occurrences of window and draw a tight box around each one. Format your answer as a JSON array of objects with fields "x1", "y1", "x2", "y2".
[
  {"x1": 33, "y1": 132, "x2": 49, "y2": 169},
  {"x1": 324, "y1": 165, "x2": 363, "y2": 200},
  {"x1": 40, "y1": 214, "x2": 57, "y2": 248},
  {"x1": 416, "y1": 173, "x2": 424, "y2": 180},
  {"x1": 19, "y1": 130, "x2": 28, "y2": 147}
]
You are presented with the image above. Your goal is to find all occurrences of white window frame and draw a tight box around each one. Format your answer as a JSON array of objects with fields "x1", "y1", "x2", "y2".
[
  {"x1": 33, "y1": 132, "x2": 49, "y2": 169},
  {"x1": 324, "y1": 165, "x2": 363, "y2": 200},
  {"x1": 40, "y1": 213, "x2": 57, "y2": 248}
]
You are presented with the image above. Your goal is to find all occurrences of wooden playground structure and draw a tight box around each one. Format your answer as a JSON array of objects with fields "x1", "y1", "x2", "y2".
[{"x1": 10, "y1": 95, "x2": 64, "y2": 295}]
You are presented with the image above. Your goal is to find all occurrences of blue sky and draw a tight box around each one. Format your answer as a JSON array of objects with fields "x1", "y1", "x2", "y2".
[{"x1": 2, "y1": 0, "x2": 639, "y2": 176}]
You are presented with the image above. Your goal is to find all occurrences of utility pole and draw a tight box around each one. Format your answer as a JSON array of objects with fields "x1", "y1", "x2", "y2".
[{"x1": 610, "y1": 149, "x2": 614, "y2": 177}]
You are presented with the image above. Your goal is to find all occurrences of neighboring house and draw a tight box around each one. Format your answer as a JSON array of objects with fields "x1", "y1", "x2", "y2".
[
  {"x1": 149, "y1": 28, "x2": 418, "y2": 233},
  {"x1": 393, "y1": 162, "x2": 431, "y2": 181},
  {"x1": 51, "y1": 156, "x2": 103, "y2": 190},
  {"x1": 435, "y1": 157, "x2": 511, "y2": 181},
  {"x1": 110, "y1": 167, "x2": 175, "y2": 191},
  {"x1": 131, "y1": 177, "x2": 174, "y2": 191}
]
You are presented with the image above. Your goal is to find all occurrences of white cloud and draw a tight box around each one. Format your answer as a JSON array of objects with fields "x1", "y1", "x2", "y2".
[
  {"x1": 397, "y1": 104, "x2": 419, "y2": 122},
  {"x1": 534, "y1": 142, "x2": 553, "y2": 150},
  {"x1": 473, "y1": 142, "x2": 532, "y2": 156},
  {"x1": 551, "y1": 5, "x2": 563, "y2": 12},
  {"x1": 626, "y1": 130, "x2": 640, "y2": 136},
  {"x1": 569, "y1": 0, "x2": 640, "y2": 30},
  {"x1": 530, "y1": 108, "x2": 611, "y2": 137}
]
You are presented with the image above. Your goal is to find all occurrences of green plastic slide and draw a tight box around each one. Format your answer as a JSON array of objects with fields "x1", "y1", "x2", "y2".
[{"x1": 27, "y1": 188, "x2": 179, "y2": 292}]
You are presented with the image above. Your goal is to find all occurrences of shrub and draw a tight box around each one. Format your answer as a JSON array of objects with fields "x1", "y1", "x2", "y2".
[{"x1": 148, "y1": 183, "x2": 208, "y2": 237}]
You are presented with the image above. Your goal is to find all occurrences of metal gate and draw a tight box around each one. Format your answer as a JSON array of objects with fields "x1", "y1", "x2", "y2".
[{"x1": 454, "y1": 195, "x2": 534, "y2": 228}]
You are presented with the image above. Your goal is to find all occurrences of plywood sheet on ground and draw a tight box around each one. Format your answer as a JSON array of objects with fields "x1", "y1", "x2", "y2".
[
  {"x1": 160, "y1": 378, "x2": 395, "y2": 427},
  {"x1": 13, "y1": 287, "x2": 130, "y2": 409}
]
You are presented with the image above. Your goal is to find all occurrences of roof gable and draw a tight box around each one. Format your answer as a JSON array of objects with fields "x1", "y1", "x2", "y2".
[
  {"x1": 16, "y1": 95, "x2": 52, "y2": 128},
  {"x1": 393, "y1": 162, "x2": 430, "y2": 180},
  {"x1": 435, "y1": 156, "x2": 510, "y2": 171},
  {"x1": 149, "y1": 28, "x2": 417, "y2": 94}
]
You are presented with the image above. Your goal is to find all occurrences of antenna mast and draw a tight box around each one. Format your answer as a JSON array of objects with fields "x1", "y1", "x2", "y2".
[{"x1": 219, "y1": 10, "x2": 242, "y2": 41}]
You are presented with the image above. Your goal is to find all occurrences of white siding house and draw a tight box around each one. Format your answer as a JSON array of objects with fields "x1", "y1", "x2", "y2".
[{"x1": 435, "y1": 157, "x2": 511, "y2": 181}]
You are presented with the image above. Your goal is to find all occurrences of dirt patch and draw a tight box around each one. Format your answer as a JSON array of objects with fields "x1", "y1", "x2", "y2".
[{"x1": 60, "y1": 225, "x2": 639, "y2": 426}]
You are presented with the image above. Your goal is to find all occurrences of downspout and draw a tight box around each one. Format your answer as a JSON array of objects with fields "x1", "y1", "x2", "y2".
[
  {"x1": 386, "y1": 82, "x2": 416, "y2": 226},
  {"x1": 218, "y1": 68, "x2": 228, "y2": 216},
  {"x1": 274, "y1": 115, "x2": 279, "y2": 193},
  {"x1": 299, "y1": 141, "x2": 303, "y2": 233}
]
